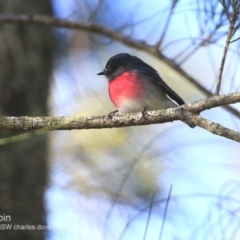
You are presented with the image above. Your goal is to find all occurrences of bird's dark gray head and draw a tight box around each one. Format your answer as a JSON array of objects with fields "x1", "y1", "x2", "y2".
[{"x1": 97, "y1": 53, "x2": 145, "y2": 81}]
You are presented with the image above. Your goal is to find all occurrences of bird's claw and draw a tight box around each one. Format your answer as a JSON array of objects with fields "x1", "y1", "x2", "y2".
[
  {"x1": 142, "y1": 107, "x2": 150, "y2": 120},
  {"x1": 108, "y1": 110, "x2": 119, "y2": 120}
]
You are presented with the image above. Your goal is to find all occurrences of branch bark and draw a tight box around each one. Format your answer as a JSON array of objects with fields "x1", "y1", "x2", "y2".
[
  {"x1": 0, "y1": 92, "x2": 239, "y2": 142},
  {"x1": 0, "y1": 14, "x2": 239, "y2": 119}
]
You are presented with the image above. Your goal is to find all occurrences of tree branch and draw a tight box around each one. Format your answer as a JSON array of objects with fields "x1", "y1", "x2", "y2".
[
  {"x1": 187, "y1": 112, "x2": 240, "y2": 142},
  {"x1": 0, "y1": 14, "x2": 238, "y2": 119},
  {"x1": 0, "y1": 92, "x2": 239, "y2": 143}
]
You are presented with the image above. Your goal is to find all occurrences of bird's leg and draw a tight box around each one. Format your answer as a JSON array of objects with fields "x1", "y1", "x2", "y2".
[
  {"x1": 141, "y1": 107, "x2": 150, "y2": 119},
  {"x1": 108, "y1": 110, "x2": 119, "y2": 119}
]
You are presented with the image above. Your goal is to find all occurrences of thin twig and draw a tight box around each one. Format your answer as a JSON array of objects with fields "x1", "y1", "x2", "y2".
[
  {"x1": 177, "y1": 25, "x2": 223, "y2": 65},
  {"x1": 143, "y1": 192, "x2": 155, "y2": 240},
  {"x1": 155, "y1": 0, "x2": 178, "y2": 50},
  {"x1": 216, "y1": 24, "x2": 234, "y2": 95},
  {"x1": 216, "y1": 1, "x2": 240, "y2": 95},
  {"x1": 159, "y1": 185, "x2": 172, "y2": 240},
  {"x1": 88, "y1": 0, "x2": 105, "y2": 23}
]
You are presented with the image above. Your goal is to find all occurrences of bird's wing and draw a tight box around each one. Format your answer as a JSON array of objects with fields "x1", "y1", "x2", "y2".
[{"x1": 137, "y1": 67, "x2": 185, "y2": 106}]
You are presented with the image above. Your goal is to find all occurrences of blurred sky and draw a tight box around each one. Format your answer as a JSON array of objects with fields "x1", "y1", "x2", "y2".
[{"x1": 47, "y1": 0, "x2": 240, "y2": 239}]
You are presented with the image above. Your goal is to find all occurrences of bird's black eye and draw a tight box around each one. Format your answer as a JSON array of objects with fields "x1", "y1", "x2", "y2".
[{"x1": 112, "y1": 65, "x2": 118, "y2": 70}]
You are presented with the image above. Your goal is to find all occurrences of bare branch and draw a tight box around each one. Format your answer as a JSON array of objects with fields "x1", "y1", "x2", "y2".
[
  {"x1": 155, "y1": 0, "x2": 178, "y2": 50},
  {"x1": 159, "y1": 185, "x2": 172, "y2": 240},
  {"x1": 187, "y1": 112, "x2": 240, "y2": 142},
  {"x1": 0, "y1": 92, "x2": 239, "y2": 142}
]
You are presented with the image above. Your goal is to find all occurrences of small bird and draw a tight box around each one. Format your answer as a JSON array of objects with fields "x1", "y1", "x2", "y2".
[{"x1": 98, "y1": 53, "x2": 194, "y2": 127}]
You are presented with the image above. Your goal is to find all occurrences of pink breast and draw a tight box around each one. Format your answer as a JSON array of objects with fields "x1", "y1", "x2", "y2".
[{"x1": 108, "y1": 72, "x2": 145, "y2": 108}]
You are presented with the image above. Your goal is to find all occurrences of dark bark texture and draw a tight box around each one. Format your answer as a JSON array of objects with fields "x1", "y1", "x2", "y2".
[{"x1": 0, "y1": 1, "x2": 56, "y2": 239}]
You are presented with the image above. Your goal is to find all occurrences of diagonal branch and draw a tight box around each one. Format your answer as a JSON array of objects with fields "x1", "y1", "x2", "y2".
[
  {"x1": 0, "y1": 92, "x2": 239, "y2": 143},
  {"x1": 0, "y1": 14, "x2": 238, "y2": 119},
  {"x1": 186, "y1": 112, "x2": 240, "y2": 142},
  {"x1": 155, "y1": 0, "x2": 178, "y2": 50}
]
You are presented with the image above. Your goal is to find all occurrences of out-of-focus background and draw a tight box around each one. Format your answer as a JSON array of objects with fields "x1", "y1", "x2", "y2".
[{"x1": 0, "y1": 0, "x2": 240, "y2": 240}]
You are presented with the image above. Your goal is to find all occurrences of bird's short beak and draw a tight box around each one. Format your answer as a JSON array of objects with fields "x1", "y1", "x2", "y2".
[{"x1": 97, "y1": 69, "x2": 106, "y2": 75}]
